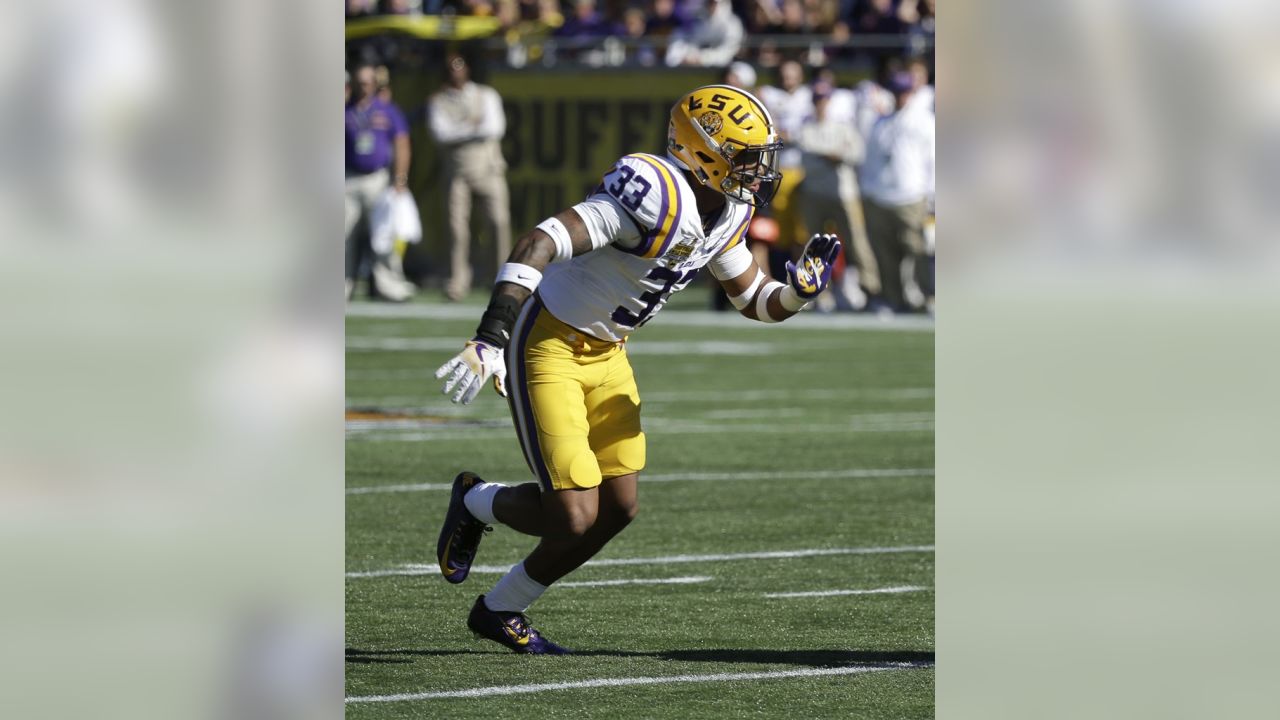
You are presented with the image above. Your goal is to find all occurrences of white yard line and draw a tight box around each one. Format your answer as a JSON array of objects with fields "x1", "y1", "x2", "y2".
[
  {"x1": 346, "y1": 302, "x2": 935, "y2": 332},
  {"x1": 344, "y1": 662, "x2": 930, "y2": 704},
  {"x1": 347, "y1": 337, "x2": 474, "y2": 352},
  {"x1": 346, "y1": 467, "x2": 933, "y2": 495},
  {"x1": 347, "y1": 419, "x2": 934, "y2": 442},
  {"x1": 348, "y1": 337, "x2": 789, "y2": 356},
  {"x1": 344, "y1": 388, "x2": 935, "y2": 404},
  {"x1": 763, "y1": 585, "x2": 929, "y2": 599},
  {"x1": 346, "y1": 545, "x2": 934, "y2": 579},
  {"x1": 344, "y1": 411, "x2": 933, "y2": 439},
  {"x1": 557, "y1": 575, "x2": 712, "y2": 588},
  {"x1": 346, "y1": 482, "x2": 455, "y2": 494},
  {"x1": 643, "y1": 387, "x2": 934, "y2": 402}
]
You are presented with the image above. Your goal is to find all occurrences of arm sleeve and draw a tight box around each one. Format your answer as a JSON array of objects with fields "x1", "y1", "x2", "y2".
[
  {"x1": 571, "y1": 192, "x2": 644, "y2": 251},
  {"x1": 477, "y1": 87, "x2": 506, "y2": 140},
  {"x1": 708, "y1": 241, "x2": 754, "y2": 281}
]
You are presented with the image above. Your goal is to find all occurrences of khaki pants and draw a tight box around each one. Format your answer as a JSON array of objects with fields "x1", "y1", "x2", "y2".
[
  {"x1": 799, "y1": 190, "x2": 880, "y2": 295},
  {"x1": 344, "y1": 169, "x2": 414, "y2": 301},
  {"x1": 862, "y1": 198, "x2": 931, "y2": 311},
  {"x1": 445, "y1": 148, "x2": 512, "y2": 301}
]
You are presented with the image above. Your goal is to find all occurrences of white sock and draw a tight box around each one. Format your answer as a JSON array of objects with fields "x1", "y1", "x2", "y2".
[
  {"x1": 463, "y1": 482, "x2": 505, "y2": 525},
  {"x1": 483, "y1": 561, "x2": 547, "y2": 613}
]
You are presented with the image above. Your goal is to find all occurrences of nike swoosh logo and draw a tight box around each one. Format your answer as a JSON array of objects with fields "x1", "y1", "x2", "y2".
[{"x1": 502, "y1": 624, "x2": 531, "y2": 645}]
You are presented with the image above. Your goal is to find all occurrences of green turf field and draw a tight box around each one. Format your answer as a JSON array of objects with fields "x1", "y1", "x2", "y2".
[{"x1": 346, "y1": 290, "x2": 934, "y2": 718}]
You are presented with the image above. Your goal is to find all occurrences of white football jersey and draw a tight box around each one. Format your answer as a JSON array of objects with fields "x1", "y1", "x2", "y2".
[{"x1": 539, "y1": 153, "x2": 755, "y2": 342}]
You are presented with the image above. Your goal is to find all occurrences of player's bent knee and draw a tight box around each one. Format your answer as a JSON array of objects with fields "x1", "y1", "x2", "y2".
[
  {"x1": 560, "y1": 504, "x2": 597, "y2": 538},
  {"x1": 543, "y1": 493, "x2": 598, "y2": 539},
  {"x1": 609, "y1": 496, "x2": 639, "y2": 526}
]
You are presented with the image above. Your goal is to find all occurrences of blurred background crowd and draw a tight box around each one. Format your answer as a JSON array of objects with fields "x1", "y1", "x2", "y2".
[
  {"x1": 346, "y1": 0, "x2": 934, "y2": 314},
  {"x1": 347, "y1": 0, "x2": 934, "y2": 68}
]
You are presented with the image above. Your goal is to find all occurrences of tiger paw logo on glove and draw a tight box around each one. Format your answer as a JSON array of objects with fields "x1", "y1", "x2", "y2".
[
  {"x1": 787, "y1": 233, "x2": 842, "y2": 300},
  {"x1": 793, "y1": 256, "x2": 826, "y2": 295}
]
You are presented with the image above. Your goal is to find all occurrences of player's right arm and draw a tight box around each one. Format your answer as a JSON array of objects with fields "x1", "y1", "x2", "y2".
[
  {"x1": 435, "y1": 159, "x2": 651, "y2": 404},
  {"x1": 432, "y1": 208, "x2": 595, "y2": 404}
]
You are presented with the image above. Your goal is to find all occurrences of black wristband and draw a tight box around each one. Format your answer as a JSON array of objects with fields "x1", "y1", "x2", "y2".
[{"x1": 475, "y1": 294, "x2": 522, "y2": 347}]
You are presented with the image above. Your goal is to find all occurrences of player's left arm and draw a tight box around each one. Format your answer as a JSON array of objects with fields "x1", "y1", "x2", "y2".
[{"x1": 712, "y1": 233, "x2": 842, "y2": 323}]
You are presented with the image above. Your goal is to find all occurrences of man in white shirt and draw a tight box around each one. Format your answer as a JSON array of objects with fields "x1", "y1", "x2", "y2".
[
  {"x1": 797, "y1": 81, "x2": 877, "y2": 309},
  {"x1": 429, "y1": 53, "x2": 512, "y2": 302},
  {"x1": 860, "y1": 71, "x2": 935, "y2": 312}
]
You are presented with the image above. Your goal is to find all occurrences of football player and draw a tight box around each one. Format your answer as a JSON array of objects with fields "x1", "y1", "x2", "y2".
[{"x1": 434, "y1": 85, "x2": 842, "y2": 654}]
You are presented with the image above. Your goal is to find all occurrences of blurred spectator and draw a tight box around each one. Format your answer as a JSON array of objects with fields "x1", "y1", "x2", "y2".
[
  {"x1": 853, "y1": 61, "x2": 895, "y2": 144},
  {"x1": 899, "y1": 0, "x2": 936, "y2": 37},
  {"x1": 860, "y1": 70, "x2": 935, "y2": 313},
  {"x1": 904, "y1": 55, "x2": 935, "y2": 114},
  {"x1": 853, "y1": 0, "x2": 902, "y2": 34},
  {"x1": 743, "y1": 0, "x2": 782, "y2": 34},
  {"x1": 495, "y1": 0, "x2": 521, "y2": 30},
  {"x1": 346, "y1": 0, "x2": 378, "y2": 18},
  {"x1": 345, "y1": 64, "x2": 415, "y2": 302},
  {"x1": 555, "y1": 0, "x2": 618, "y2": 39},
  {"x1": 538, "y1": 0, "x2": 565, "y2": 24},
  {"x1": 383, "y1": 0, "x2": 413, "y2": 15},
  {"x1": 428, "y1": 53, "x2": 512, "y2": 302},
  {"x1": 374, "y1": 65, "x2": 393, "y2": 103},
  {"x1": 797, "y1": 81, "x2": 876, "y2": 310},
  {"x1": 646, "y1": 0, "x2": 694, "y2": 38},
  {"x1": 757, "y1": 60, "x2": 813, "y2": 253},
  {"x1": 767, "y1": 0, "x2": 808, "y2": 34},
  {"x1": 813, "y1": 67, "x2": 856, "y2": 125},
  {"x1": 665, "y1": 0, "x2": 744, "y2": 67},
  {"x1": 622, "y1": 8, "x2": 659, "y2": 66},
  {"x1": 804, "y1": 0, "x2": 839, "y2": 32},
  {"x1": 723, "y1": 60, "x2": 758, "y2": 92},
  {"x1": 461, "y1": 0, "x2": 498, "y2": 16}
]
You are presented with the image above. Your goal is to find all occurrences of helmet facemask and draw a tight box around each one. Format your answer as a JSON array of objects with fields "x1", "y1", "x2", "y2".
[{"x1": 720, "y1": 141, "x2": 782, "y2": 207}]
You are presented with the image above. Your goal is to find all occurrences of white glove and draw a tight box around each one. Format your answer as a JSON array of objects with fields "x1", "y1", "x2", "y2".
[{"x1": 434, "y1": 339, "x2": 508, "y2": 404}]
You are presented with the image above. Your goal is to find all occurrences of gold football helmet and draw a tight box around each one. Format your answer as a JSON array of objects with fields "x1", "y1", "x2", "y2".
[{"x1": 668, "y1": 85, "x2": 783, "y2": 207}]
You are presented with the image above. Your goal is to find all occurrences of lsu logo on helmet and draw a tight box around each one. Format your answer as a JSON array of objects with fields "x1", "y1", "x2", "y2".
[{"x1": 669, "y1": 85, "x2": 783, "y2": 207}]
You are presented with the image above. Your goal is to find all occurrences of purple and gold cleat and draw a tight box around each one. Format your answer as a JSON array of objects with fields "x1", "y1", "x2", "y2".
[
  {"x1": 467, "y1": 595, "x2": 572, "y2": 655},
  {"x1": 436, "y1": 471, "x2": 490, "y2": 584}
]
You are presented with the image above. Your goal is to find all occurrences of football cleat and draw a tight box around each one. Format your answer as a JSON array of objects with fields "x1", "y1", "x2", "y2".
[
  {"x1": 467, "y1": 595, "x2": 572, "y2": 655},
  {"x1": 436, "y1": 471, "x2": 491, "y2": 584}
]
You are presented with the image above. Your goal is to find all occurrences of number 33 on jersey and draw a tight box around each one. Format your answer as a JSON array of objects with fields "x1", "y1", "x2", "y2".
[{"x1": 539, "y1": 153, "x2": 755, "y2": 342}]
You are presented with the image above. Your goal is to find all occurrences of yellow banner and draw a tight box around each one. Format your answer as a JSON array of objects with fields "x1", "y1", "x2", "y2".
[{"x1": 345, "y1": 16, "x2": 501, "y2": 41}]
